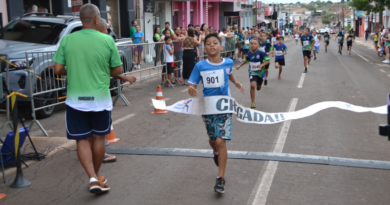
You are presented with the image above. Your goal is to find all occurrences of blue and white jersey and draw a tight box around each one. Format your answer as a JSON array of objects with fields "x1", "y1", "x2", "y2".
[
  {"x1": 188, "y1": 58, "x2": 233, "y2": 97},
  {"x1": 274, "y1": 43, "x2": 287, "y2": 59}
]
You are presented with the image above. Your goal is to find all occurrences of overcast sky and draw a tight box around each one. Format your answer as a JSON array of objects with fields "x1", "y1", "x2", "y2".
[{"x1": 261, "y1": 0, "x2": 343, "y2": 4}]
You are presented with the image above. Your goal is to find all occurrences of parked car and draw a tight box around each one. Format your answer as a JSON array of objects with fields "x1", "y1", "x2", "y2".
[{"x1": 0, "y1": 13, "x2": 133, "y2": 119}]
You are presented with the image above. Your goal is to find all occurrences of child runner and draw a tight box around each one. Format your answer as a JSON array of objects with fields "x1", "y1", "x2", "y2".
[
  {"x1": 188, "y1": 33, "x2": 244, "y2": 194},
  {"x1": 301, "y1": 28, "x2": 315, "y2": 73},
  {"x1": 295, "y1": 32, "x2": 300, "y2": 45},
  {"x1": 236, "y1": 28, "x2": 244, "y2": 62},
  {"x1": 271, "y1": 33, "x2": 276, "y2": 45},
  {"x1": 336, "y1": 31, "x2": 344, "y2": 55},
  {"x1": 324, "y1": 31, "x2": 330, "y2": 52},
  {"x1": 312, "y1": 30, "x2": 321, "y2": 60},
  {"x1": 274, "y1": 37, "x2": 287, "y2": 79},
  {"x1": 242, "y1": 31, "x2": 251, "y2": 60},
  {"x1": 374, "y1": 32, "x2": 379, "y2": 53},
  {"x1": 164, "y1": 36, "x2": 175, "y2": 87},
  {"x1": 346, "y1": 31, "x2": 354, "y2": 55},
  {"x1": 236, "y1": 38, "x2": 270, "y2": 108},
  {"x1": 259, "y1": 32, "x2": 274, "y2": 86}
]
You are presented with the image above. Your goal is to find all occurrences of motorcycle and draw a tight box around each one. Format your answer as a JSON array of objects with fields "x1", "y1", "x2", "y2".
[{"x1": 378, "y1": 47, "x2": 386, "y2": 57}]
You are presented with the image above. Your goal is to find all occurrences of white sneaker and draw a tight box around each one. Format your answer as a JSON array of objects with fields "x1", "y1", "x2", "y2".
[
  {"x1": 383, "y1": 60, "x2": 389, "y2": 63},
  {"x1": 138, "y1": 64, "x2": 141, "y2": 69},
  {"x1": 386, "y1": 61, "x2": 390, "y2": 64}
]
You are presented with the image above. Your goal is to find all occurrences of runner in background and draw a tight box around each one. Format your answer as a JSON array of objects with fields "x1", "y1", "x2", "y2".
[
  {"x1": 323, "y1": 31, "x2": 330, "y2": 52},
  {"x1": 374, "y1": 32, "x2": 379, "y2": 53},
  {"x1": 242, "y1": 31, "x2": 251, "y2": 61},
  {"x1": 301, "y1": 28, "x2": 315, "y2": 73},
  {"x1": 336, "y1": 31, "x2": 344, "y2": 55},
  {"x1": 236, "y1": 38, "x2": 270, "y2": 109},
  {"x1": 346, "y1": 31, "x2": 355, "y2": 55},
  {"x1": 295, "y1": 32, "x2": 299, "y2": 45},
  {"x1": 312, "y1": 30, "x2": 321, "y2": 60},
  {"x1": 259, "y1": 31, "x2": 274, "y2": 86},
  {"x1": 236, "y1": 28, "x2": 245, "y2": 63},
  {"x1": 271, "y1": 33, "x2": 276, "y2": 45},
  {"x1": 274, "y1": 37, "x2": 287, "y2": 79},
  {"x1": 188, "y1": 33, "x2": 244, "y2": 194}
]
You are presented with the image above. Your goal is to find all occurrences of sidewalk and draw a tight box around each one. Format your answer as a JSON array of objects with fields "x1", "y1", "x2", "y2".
[{"x1": 354, "y1": 36, "x2": 377, "y2": 51}]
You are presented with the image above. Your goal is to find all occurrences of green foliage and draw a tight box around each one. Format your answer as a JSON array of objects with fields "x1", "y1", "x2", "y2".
[
  {"x1": 348, "y1": 0, "x2": 386, "y2": 13},
  {"x1": 322, "y1": 13, "x2": 337, "y2": 25},
  {"x1": 306, "y1": 5, "x2": 316, "y2": 11},
  {"x1": 326, "y1": 0, "x2": 333, "y2": 4}
]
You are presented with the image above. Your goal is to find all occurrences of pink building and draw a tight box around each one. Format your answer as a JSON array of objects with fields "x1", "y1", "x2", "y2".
[{"x1": 173, "y1": 1, "x2": 220, "y2": 30}]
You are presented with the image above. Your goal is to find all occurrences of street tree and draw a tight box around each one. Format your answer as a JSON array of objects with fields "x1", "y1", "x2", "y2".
[
  {"x1": 326, "y1": 0, "x2": 333, "y2": 3},
  {"x1": 348, "y1": 0, "x2": 386, "y2": 25},
  {"x1": 322, "y1": 13, "x2": 337, "y2": 25}
]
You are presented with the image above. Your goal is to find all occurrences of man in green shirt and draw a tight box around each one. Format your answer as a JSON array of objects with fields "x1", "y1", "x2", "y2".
[
  {"x1": 130, "y1": 20, "x2": 137, "y2": 38},
  {"x1": 53, "y1": 4, "x2": 136, "y2": 195},
  {"x1": 161, "y1": 22, "x2": 174, "y2": 35}
]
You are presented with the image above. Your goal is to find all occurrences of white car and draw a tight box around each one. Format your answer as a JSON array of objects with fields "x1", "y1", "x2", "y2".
[{"x1": 319, "y1": 29, "x2": 328, "y2": 34}]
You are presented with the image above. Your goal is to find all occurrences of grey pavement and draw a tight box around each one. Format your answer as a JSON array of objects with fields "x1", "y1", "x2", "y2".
[{"x1": 0, "y1": 38, "x2": 390, "y2": 205}]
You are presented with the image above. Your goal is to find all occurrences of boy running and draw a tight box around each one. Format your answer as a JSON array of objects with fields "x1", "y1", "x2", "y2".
[
  {"x1": 312, "y1": 30, "x2": 321, "y2": 60},
  {"x1": 164, "y1": 37, "x2": 175, "y2": 87},
  {"x1": 301, "y1": 28, "x2": 315, "y2": 73},
  {"x1": 188, "y1": 33, "x2": 244, "y2": 194},
  {"x1": 236, "y1": 38, "x2": 270, "y2": 108},
  {"x1": 346, "y1": 31, "x2": 354, "y2": 55},
  {"x1": 259, "y1": 32, "x2": 274, "y2": 86},
  {"x1": 274, "y1": 37, "x2": 287, "y2": 79},
  {"x1": 236, "y1": 28, "x2": 245, "y2": 62},
  {"x1": 271, "y1": 34, "x2": 276, "y2": 45},
  {"x1": 323, "y1": 31, "x2": 330, "y2": 52},
  {"x1": 336, "y1": 31, "x2": 344, "y2": 55},
  {"x1": 242, "y1": 31, "x2": 251, "y2": 60},
  {"x1": 295, "y1": 32, "x2": 299, "y2": 45}
]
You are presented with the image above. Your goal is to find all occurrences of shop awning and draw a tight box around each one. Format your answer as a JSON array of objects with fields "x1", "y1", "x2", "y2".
[{"x1": 257, "y1": 19, "x2": 271, "y2": 24}]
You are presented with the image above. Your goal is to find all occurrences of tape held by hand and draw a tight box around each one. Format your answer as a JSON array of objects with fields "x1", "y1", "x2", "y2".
[{"x1": 152, "y1": 96, "x2": 386, "y2": 125}]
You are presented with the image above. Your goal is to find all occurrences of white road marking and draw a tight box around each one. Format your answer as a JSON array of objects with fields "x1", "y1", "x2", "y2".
[
  {"x1": 352, "y1": 50, "x2": 357, "y2": 53},
  {"x1": 297, "y1": 73, "x2": 306, "y2": 88},
  {"x1": 113, "y1": 114, "x2": 135, "y2": 125},
  {"x1": 357, "y1": 54, "x2": 369, "y2": 62},
  {"x1": 249, "y1": 98, "x2": 298, "y2": 205},
  {"x1": 181, "y1": 88, "x2": 188, "y2": 92},
  {"x1": 380, "y1": 69, "x2": 386, "y2": 73},
  {"x1": 388, "y1": 74, "x2": 390, "y2": 77},
  {"x1": 149, "y1": 98, "x2": 170, "y2": 106}
]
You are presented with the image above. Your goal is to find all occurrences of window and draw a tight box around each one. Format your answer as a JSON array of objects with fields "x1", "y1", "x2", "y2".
[
  {"x1": 190, "y1": 11, "x2": 194, "y2": 26},
  {"x1": 4, "y1": 20, "x2": 66, "y2": 44},
  {"x1": 70, "y1": 26, "x2": 82, "y2": 33},
  {"x1": 23, "y1": 0, "x2": 51, "y2": 14},
  {"x1": 173, "y1": 11, "x2": 179, "y2": 30}
]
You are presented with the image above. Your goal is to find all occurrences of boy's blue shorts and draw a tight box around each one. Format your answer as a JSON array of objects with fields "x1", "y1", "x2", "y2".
[{"x1": 201, "y1": 114, "x2": 233, "y2": 141}]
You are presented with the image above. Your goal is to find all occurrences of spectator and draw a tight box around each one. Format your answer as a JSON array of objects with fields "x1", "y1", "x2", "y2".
[
  {"x1": 182, "y1": 28, "x2": 201, "y2": 85},
  {"x1": 130, "y1": 20, "x2": 137, "y2": 40},
  {"x1": 53, "y1": 4, "x2": 136, "y2": 194},
  {"x1": 365, "y1": 28, "x2": 370, "y2": 41},
  {"x1": 132, "y1": 25, "x2": 144, "y2": 70},
  {"x1": 194, "y1": 25, "x2": 201, "y2": 37},
  {"x1": 209, "y1": 26, "x2": 214, "y2": 34},
  {"x1": 219, "y1": 27, "x2": 228, "y2": 49},
  {"x1": 188, "y1": 24, "x2": 194, "y2": 29},
  {"x1": 164, "y1": 36, "x2": 175, "y2": 87},
  {"x1": 162, "y1": 22, "x2": 174, "y2": 35},
  {"x1": 161, "y1": 29, "x2": 171, "y2": 84},
  {"x1": 153, "y1": 26, "x2": 164, "y2": 66},
  {"x1": 171, "y1": 27, "x2": 185, "y2": 84}
]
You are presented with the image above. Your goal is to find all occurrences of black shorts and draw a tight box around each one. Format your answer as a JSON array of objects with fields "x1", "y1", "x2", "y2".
[
  {"x1": 339, "y1": 42, "x2": 344, "y2": 46},
  {"x1": 250, "y1": 75, "x2": 263, "y2": 85},
  {"x1": 275, "y1": 58, "x2": 285, "y2": 66},
  {"x1": 302, "y1": 51, "x2": 311, "y2": 59},
  {"x1": 347, "y1": 42, "x2": 352, "y2": 47},
  {"x1": 325, "y1": 41, "x2": 329, "y2": 45},
  {"x1": 265, "y1": 64, "x2": 270, "y2": 70},
  {"x1": 164, "y1": 63, "x2": 174, "y2": 74},
  {"x1": 66, "y1": 106, "x2": 112, "y2": 140}
]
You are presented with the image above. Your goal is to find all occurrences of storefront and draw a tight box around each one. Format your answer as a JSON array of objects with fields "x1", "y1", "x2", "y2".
[
  {"x1": 144, "y1": 2, "x2": 171, "y2": 43},
  {"x1": 219, "y1": 0, "x2": 240, "y2": 29}
]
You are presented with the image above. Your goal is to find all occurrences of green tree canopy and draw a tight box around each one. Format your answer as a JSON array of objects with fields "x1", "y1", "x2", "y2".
[
  {"x1": 348, "y1": 0, "x2": 386, "y2": 14},
  {"x1": 322, "y1": 13, "x2": 337, "y2": 25},
  {"x1": 326, "y1": 0, "x2": 333, "y2": 3}
]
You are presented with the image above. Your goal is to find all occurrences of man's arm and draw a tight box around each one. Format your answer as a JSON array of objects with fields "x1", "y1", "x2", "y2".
[
  {"x1": 54, "y1": 63, "x2": 67, "y2": 76},
  {"x1": 110, "y1": 65, "x2": 136, "y2": 84}
]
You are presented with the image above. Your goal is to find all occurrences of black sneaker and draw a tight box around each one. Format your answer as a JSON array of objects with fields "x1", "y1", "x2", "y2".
[
  {"x1": 213, "y1": 155, "x2": 219, "y2": 167},
  {"x1": 314, "y1": 57, "x2": 316, "y2": 60},
  {"x1": 325, "y1": 49, "x2": 327, "y2": 53},
  {"x1": 340, "y1": 52, "x2": 342, "y2": 55},
  {"x1": 303, "y1": 68, "x2": 307, "y2": 73},
  {"x1": 308, "y1": 61, "x2": 310, "y2": 65},
  {"x1": 214, "y1": 177, "x2": 225, "y2": 193},
  {"x1": 349, "y1": 52, "x2": 351, "y2": 55},
  {"x1": 264, "y1": 79, "x2": 268, "y2": 86}
]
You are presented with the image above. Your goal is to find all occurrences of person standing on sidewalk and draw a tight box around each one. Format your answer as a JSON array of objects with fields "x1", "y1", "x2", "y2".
[
  {"x1": 53, "y1": 4, "x2": 136, "y2": 194},
  {"x1": 365, "y1": 29, "x2": 370, "y2": 42}
]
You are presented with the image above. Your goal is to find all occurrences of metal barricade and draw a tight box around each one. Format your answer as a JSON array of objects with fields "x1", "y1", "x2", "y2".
[
  {"x1": 25, "y1": 51, "x2": 65, "y2": 136},
  {"x1": 0, "y1": 53, "x2": 14, "y2": 138},
  {"x1": 198, "y1": 39, "x2": 236, "y2": 60}
]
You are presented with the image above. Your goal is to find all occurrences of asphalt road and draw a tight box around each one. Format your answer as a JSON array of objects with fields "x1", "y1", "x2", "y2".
[{"x1": 0, "y1": 37, "x2": 390, "y2": 205}]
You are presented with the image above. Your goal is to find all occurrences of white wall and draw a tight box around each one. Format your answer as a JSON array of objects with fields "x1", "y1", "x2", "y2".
[
  {"x1": 144, "y1": 12, "x2": 154, "y2": 43},
  {"x1": 163, "y1": 2, "x2": 172, "y2": 26},
  {"x1": 0, "y1": 0, "x2": 8, "y2": 26}
]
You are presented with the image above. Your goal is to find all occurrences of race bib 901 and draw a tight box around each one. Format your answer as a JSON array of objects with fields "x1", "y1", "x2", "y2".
[
  {"x1": 200, "y1": 69, "x2": 224, "y2": 88},
  {"x1": 250, "y1": 62, "x2": 261, "y2": 71},
  {"x1": 303, "y1": 41, "x2": 309, "y2": 46}
]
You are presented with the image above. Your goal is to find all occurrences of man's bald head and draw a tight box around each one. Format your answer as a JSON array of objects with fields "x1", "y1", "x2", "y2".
[
  {"x1": 80, "y1": 4, "x2": 100, "y2": 24},
  {"x1": 99, "y1": 18, "x2": 108, "y2": 34}
]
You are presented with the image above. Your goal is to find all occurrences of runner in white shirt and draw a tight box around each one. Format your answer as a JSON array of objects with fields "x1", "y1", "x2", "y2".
[
  {"x1": 295, "y1": 33, "x2": 299, "y2": 45},
  {"x1": 312, "y1": 30, "x2": 321, "y2": 60},
  {"x1": 271, "y1": 34, "x2": 277, "y2": 45},
  {"x1": 218, "y1": 28, "x2": 228, "y2": 49},
  {"x1": 282, "y1": 30, "x2": 285, "y2": 37}
]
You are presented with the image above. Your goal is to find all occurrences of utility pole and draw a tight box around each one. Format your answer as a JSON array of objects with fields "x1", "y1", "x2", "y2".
[{"x1": 342, "y1": 2, "x2": 344, "y2": 32}]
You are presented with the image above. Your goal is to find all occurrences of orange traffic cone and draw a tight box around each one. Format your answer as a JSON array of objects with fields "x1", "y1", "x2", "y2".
[
  {"x1": 152, "y1": 85, "x2": 168, "y2": 114},
  {"x1": 0, "y1": 193, "x2": 5, "y2": 200},
  {"x1": 105, "y1": 125, "x2": 120, "y2": 143}
]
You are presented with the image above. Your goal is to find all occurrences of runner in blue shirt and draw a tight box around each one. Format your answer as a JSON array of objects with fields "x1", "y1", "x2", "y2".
[
  {"x1": 259, "y1": 31, "x2": 274, "y2": 86},
  {"x1": 273, "y1": 37, "x2": 288, "y2": 79},
  {"x1": 236, "y1": 38, "x2": 270, "y2": 108},
  {"x1": 242, "y1": 31, "x2": 251, "y2": 60},
  {"x1": 188, "y1": 33, "x2": 244, "y2": 194},
  {"x1": 301, "y1": 28, "x2": 315, "y2": 73},
  {"x1": 236, "y1": 28, "x2": 245, "y2": 62},
  {"x1": 335, "y1": 31, "x2": 344, "y2": 55}
]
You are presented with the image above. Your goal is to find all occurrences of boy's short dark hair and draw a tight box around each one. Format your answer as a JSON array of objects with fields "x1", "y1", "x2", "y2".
[
  {"x1": 164, "y1": 29, "x2": 171, "y2": 35},
  {"x1": 278, "y1": 36, "x2": 284, "y2": 40},
  {"x1": 305, "y1": 28, "x2": 310, "y2": 32},
  {"x1": 204, "y1": 33, "x2": 221, "y2": 46},
  {"x1": 188, "y1": 24, "x2": 193, "y2": 27},
  {"x1": 164, "y1": 36, "x2": 171, "y2": 41},
  {"x1": 194, "y1": 25, "x2": 200, "y2": 28}
]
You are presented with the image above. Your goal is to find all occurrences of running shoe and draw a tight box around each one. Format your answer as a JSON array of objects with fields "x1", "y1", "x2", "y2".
[
  {"x1": 264, "y1": 79, "x2": 268, "y2": 86},
  {"x1": 325, "y1": 49, "x2": 327, "y2": 53},
  {"x1": 308, "y1": 61, "x2": 310, "y2": 65},
  {"x1": 349, "y1": 52, "x2": 351, "y2": 55},
  {"x1": 213, "y1": 155, "x2": 219, "y2": 167},
  {"x1": 214, "y1": 177, "x2": 225, "y2": 193},
  {"x1": 314, "y1": 58, "x2": 316, "y2": 60},
  {"x1": 303, "y1": 68, "x2": 307, "y2": 73},
  {"x1": 251, "y1": 103, "x2": 256, "y2": 109},
  {"x1": 278, "y1": 75, "x2": 281, "y2": 79},
  {"x1": 89, "y1": 181, "x2": 110, "y2": 194},
  {"x1": 340, "y1": 52, "x2": 342, "y2": 55},
  {"x1": 383, "y1": 60, "x2": 389, "y2": 63}
]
